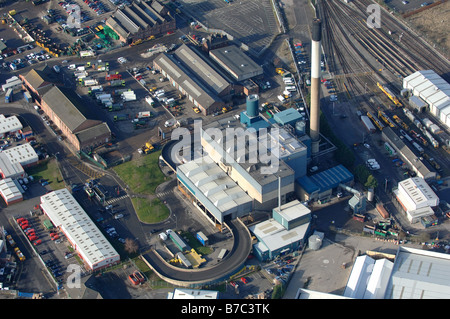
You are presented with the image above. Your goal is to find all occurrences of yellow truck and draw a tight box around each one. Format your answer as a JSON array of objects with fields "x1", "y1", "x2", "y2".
[
  {"x1": 139, "y1": 142, "x2": 155, "y2": 155},
  {"x1": 14, "y1": 247, "x2": 25, "y2": 262},
  {"x1": 222, "y1": 106, "x2": 232, "y2": 114},
  {"x1": 275, "y1": 68, "x2": 286, "y2": 75}
]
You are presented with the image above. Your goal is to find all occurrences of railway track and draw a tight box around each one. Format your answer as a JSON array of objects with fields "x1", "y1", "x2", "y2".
[{"x1": 353, "y1": 0, "x2": 450, "y2": 81}]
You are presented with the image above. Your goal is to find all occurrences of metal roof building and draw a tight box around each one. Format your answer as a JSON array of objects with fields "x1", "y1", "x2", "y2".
[
  {"x1": 105, "y1": 0, "x2": 175, "y2": 44},
  {"x1": 0, "y1": 178, "x2": 23, "y2": 205},
  {"x1": 2, "y1": 143, "x2": 38, "y2": 168},
  {"x1": 393, "y1": 177, "x2": 438, "y2": 224},
  {"x1": 403, "y1": 70, "x2": 450, "y2": 129},
  {"x1": 381, "y1": 127, "x2": 436, "y2": 180},
  {"x1": 177, "y1": 155, "x2": 253, "y2": 225},
  {"x1": 0, "y1": 115, "x2": 23, "y2": 136},
  {"x1": 201, "y1": 116, "x2": 295, "y2": 209},
  {"x1": 209, "y1": 45, "x2": 263, "y2": 81},
  {"x1": 153, "y1": 45, "x2": 231, "y2": 115},
  {"x1": 249, "y1": 200, "x2": 311, "y2": 261},
  {"x1": 385, "y1": 246, "x2": 450, "y2": 299},
  {"x1": 40, "y1": 188, "x2": 120, "y2": 271},
  {"x1": 295, "y1": 164, "x2": 354, "y2": 201}
]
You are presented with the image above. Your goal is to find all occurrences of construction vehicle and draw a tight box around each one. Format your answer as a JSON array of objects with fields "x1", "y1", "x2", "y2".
[
  {"x1": 14, "y1": 247, "x2": 25, "y2": 262},
  {"x1": 222, "y1": 106, "x2": 232, "y2": 114},
  {"x1": 193, "y1": 107, "x2": 201, "y2": 114},
  {"x1": 377, "y1": 110, "x2": 395, "y2": 128},
  {"x1": 393, "y1": 115, "x2": 409, "y2": 130},
  {"x1": 377, "y1": 82, "x2": 402, "y2": 107},
  {"x1": 275, "y1": 68, "x2": 286, "y2": 75},
  {"x1": 367, "y1": 111, "x2": 385, "y2": 131},
  {"x1": 6, "y1": 235, "x2": 16, "y2": 247},
  {"x1": 142, "y1": 142, "x2": 154, "y2": 154}
]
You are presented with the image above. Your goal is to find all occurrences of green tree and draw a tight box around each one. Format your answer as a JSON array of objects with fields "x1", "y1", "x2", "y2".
[{"x1": 365, "y1": 175, "x2": 378, "y2": 189}]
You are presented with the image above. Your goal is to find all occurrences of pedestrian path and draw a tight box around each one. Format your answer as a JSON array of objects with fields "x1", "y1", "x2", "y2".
[
  {"x1": 156, "y1": 190, "x2": 173, "y2": 198},
  {"x1": 105, "y1": 194, "x2": 129, "y2": 205}
]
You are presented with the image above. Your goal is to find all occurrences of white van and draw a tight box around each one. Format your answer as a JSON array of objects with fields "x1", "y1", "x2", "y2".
[
  {"x1": 285, "y1": 86, "x2": 297, "y2": 92},
  {"x1": 277, "y1": 95, "x2": 286, "y2": 102}
]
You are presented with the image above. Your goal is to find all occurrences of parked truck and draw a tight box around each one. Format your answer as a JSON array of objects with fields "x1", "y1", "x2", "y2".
[
  {"x1": 108, "y1": 104, "x2": 123, "y2": 112},
  {"x1": 136, "y1": 111, "x2": 152, "y2": 119},
  {"x1": 109, "y1": 80, "x2": 125, "y2": 87},
  {"x1": 105, "y1": 74, "x2": 122, "y2": 81},
  {"x1": 6, "y1": 235, "x2": 16, "y2": 247},
  {"x1": 145, "y1": 96, "x2": 155, "y2": 106},
  {"x1": 83, "y1": 79, "x2": 99, "y2": 87},
  {"x1": 113, "y1": 114, "x2": 128, "y2": 122},
  {"x1": 23, "y1": 91, "x2": 33, "y2": 103},
  {"x1": 5, "y1": 88, "x2": 13, "y2": 103}
]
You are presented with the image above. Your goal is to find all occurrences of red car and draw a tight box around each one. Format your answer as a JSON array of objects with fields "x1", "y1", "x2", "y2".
[
  {"x1": 33, "y1": 240, "x2": 42, "y2": 246},
  {"x1": 28, "y1": 235, "x2": 38, "y2": 241},
  {"x1": 241, "y1": 277, "x2": 248, "y2": 284}
]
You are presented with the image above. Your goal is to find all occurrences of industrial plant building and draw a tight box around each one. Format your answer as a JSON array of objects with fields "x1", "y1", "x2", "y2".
[
  {"x1": 209, "y1": 45, "x2": 263, "y2": 81},
  {"x1": 40, "y1": 188, "x2": 120, "y2": 271},
  {"x1": 21, "y1": 68, "x2": 112, "y2": 152},
  {"x1": 403, "y1": 70, "x2": 450, "y2": 129},
  {"x1": 153, "y1": 44, "x2": 232, "y2": 115},
  {"x1": 0, "y1": 143, "x2": 38, "y2": 180},
  {"x1": 249, "y1": 200, "x2": 311, "y2": 261},
  {"x1": 0, "y1": 115, "x2": 22, "y2": 137},
  {"x1": 0, "y1": 178, "x2": 23, "y2": 206},
  {"x1": 176, "y1": 156, "x2": 253, "y2": 225},
  {"x1": 295, "y1": 164, "x2": 354, "y2": 202},
  {"x1": 105, "y1": 0, "x2": 176, "y2": 44},
  {"x1": 393, "y1": 177, "x2": 439, "y2": 224}
]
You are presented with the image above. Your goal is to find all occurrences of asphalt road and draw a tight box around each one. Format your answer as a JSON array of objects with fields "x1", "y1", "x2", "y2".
[{"x1": 144, "y1": 218, "x2": 252, "y2": 285}]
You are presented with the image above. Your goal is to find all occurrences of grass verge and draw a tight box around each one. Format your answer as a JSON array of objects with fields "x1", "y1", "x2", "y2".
[
  {"x1": 27, "y1": 159, "x2": 65, "y2": 190},
  {"x1": 131, "y1": 197, "x2": 170, "y2": 223},
  {"x1": 113, "y1": 150, "x2": 166, "y2": 195}
]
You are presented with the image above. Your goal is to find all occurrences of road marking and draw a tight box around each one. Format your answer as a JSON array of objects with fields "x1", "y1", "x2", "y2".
[{"x1": 105, "y1": 195, "x2": 129, "y2": 205}]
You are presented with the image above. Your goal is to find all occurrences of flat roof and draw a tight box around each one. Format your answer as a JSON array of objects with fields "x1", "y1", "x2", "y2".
[
  {"x1": 202, "y1": 116, "x2": 295, "y2": 185},
  {"x1": 209, "y1": 45, "x2": 263, "y2": 80},
  {"x1": 249, "y1": 218, "x2": 309, "y2": 252},
  {"x1": 0, "y1": 115, "x2": 23, "y2": 134},
  {"x1": 2, "y1": 143, "x2": 38, "y2": 166},
  {"x1": 40, "y1": 188, "x2": 119, "y2": 267},
  {"x1": 273, "y1": 199, "x2": 310, "y2": 221},
  {"x1": 398, "y1": 177, "x2": 438, "y2": 205}
]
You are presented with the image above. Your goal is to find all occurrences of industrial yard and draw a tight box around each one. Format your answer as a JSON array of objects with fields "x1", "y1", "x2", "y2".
[{"x1": 0, "y1": 0, "x2": 449, "y2": 308}]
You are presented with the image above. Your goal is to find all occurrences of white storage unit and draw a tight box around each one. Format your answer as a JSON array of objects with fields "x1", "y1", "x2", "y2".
[
  {"x1": 0, "y1": 178, "x2": 23, "y2": 205},
  {"x1": 403, "y1": 70, "x2": 450, "y2": 129},
  {"x1": 40, "y1": 188, "x2": 120, "y2": 271}
]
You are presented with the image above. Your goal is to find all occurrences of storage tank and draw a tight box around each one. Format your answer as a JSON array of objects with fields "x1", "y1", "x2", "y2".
[
  {"x1": 295, "y1": 120, "x2": 306, "y2": 136},
  {"x1": 246, "y1": 94, "x2": 259, "y2": 118},
  {"x1": 367, "y1": 188, "x2": 374, "y2": 202},
  {"x1": 308, "y1": 234, "x2": 322, "y2": 250}
]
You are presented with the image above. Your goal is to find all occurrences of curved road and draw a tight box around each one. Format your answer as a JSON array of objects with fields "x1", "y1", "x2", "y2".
[{"x1": 144, "y1": 218, "x2": 252, "y2": 286}]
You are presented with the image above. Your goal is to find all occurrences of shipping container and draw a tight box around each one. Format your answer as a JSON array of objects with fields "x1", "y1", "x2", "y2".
[
  {"x1": 23, "y1": 91, "x2": 33, "y2": 103},
  {"x1": 361, "y1": 115, "x2": 376, "y2": 133},
  {"x1": 196, "y1": 231, "x2": 208, "y2": 246},
  {"x1": 376, "y1": 203, "x2": 389, "y2": 219},
  {"x1": 5, "y1": 88, "x2": 13, "y2": 103}
]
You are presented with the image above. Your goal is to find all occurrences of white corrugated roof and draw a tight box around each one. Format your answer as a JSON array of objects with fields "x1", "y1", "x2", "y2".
[
  {"x1": 398, "y1": 177, "x2": 439, "y2": 209},
  {"x1": 0, "y1": 115, "x2": 22, "y2": 135},
  {"x1": 385, "y1": 247, "x2": 450, "y2": 299},
  {"x1": 344, "y1": 255, "x2": 375, "y2": 299},
  {"x1": 40, "y1": 188, "x2": 119, "y2": 267},
  {"x1": 0, "y1": 177, "x2": 22, "y2": 202},
  {"x1": 178, "y1": 156, "x2": 253, "y2": 214},
  {"x1": 364, "y1": 258, "x2": 394, "y2": 299}
]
